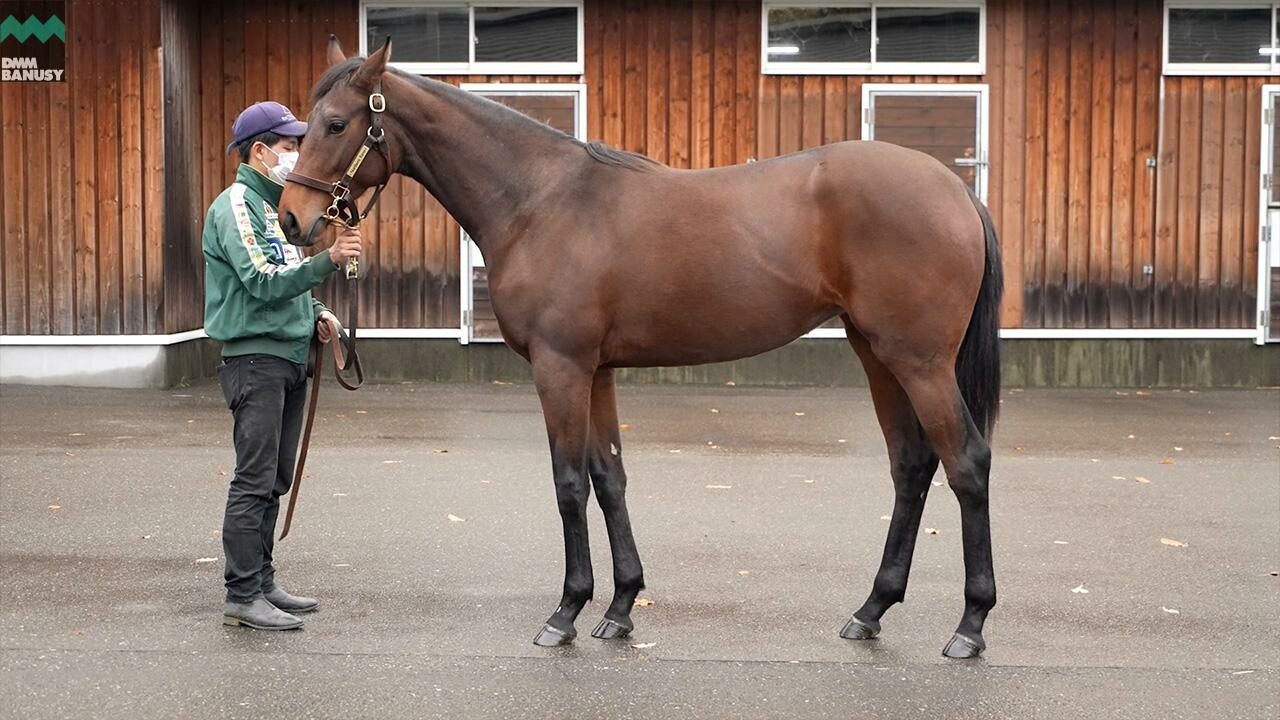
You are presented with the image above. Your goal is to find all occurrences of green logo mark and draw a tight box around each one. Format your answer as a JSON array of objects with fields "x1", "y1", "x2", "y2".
[{"x1": 0, "y1": 15, "x2": 66, "y2": 43}]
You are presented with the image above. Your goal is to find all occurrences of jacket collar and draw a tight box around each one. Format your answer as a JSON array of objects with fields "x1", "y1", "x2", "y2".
[{"x1": 235, "y1": 163, "x2": 283, "y2": 207}]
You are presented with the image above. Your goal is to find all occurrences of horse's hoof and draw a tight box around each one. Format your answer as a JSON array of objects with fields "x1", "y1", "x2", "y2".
[
  {"x1": 533, "y1": 623, "x2": 576, "y2": 647},
  {"x1": 839, "y1": 617, "x2": 880, "y2": 640},
  {"x1": 941, "y1": 632, "x2": 985, "y2": 659},
  {"x1": 591, "y1": 617, "x2": 633, "y2": 640}
]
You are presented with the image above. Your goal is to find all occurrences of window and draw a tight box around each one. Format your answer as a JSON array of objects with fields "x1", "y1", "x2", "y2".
[
  {"x1": 1163, "y1": 2, "x2": 1280, "y2": 75},
  {"x1": 361, "y1": 1, "x2": 583, "y2": 75},
  {"x1": 761, "y1": 2, "x2": 985, "y2": 75}
]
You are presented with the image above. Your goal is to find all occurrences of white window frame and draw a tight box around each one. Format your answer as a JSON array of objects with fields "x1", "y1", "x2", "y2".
[
  {"x1": 761, "y1": 0, "x2": 986, "y2": 76},
  {"x1": 457, "y1": 83, "x2": 587, "y2": 343},
  {"x1": 359, "y1": 0, "x2": 585, "y2": 76},
  {"x1": 1258, "y1": 85, "x2": 1280, "y2": 343},
  {"x1": 1163, "y1": 1, "x2": 1280, "y2": 76}
]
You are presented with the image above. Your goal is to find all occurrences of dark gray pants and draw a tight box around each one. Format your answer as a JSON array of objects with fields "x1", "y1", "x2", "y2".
[{"x1": 216, "y1": 354, "x2": 308, "y2": 604}]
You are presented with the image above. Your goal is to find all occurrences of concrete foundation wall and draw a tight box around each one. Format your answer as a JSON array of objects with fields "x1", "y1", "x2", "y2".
[{"x1": 1, "y1": 338, "x2": 1275, "y2": 389}]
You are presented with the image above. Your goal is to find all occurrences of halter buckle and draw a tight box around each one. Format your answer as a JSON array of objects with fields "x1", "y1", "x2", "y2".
[
  {"x1": 367, "y1": 126, "x2": 385, "y2": 143},
  {"x1": 369, "y1": 92, "x2": 386, "y2": 113}
]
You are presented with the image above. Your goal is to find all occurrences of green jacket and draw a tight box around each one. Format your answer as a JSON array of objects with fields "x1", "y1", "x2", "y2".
[{"x1": 203, "y1": 164, "x2": 338, "y2": 364}]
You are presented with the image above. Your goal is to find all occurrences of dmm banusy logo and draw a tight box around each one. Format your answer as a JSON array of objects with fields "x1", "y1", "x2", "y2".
[{"x1": 0, "y1": 1, "x2": 66, "y2": 82}]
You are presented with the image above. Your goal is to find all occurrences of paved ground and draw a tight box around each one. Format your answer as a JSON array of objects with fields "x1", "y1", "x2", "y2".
[{"x1": 0, "y1": 380, "x2": 1277, "y2": 719}]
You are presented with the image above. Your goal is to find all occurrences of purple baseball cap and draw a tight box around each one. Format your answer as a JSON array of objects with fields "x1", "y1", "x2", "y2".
[{"x1": 225, "y1": 101, "x2": 309, "y2": 154}]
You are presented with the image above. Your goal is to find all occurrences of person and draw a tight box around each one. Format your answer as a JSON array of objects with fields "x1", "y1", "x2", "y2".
[{"x1": 202, "y1": 101, "x2": 362, "y2": 630}]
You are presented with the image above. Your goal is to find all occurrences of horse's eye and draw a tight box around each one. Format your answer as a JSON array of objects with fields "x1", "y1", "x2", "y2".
[{"x1": 328, "y1": 121, "x2": 346, "y2": 135}]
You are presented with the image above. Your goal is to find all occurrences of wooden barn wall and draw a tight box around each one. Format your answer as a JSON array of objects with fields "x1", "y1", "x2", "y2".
[
  {"x1": 756, "y1": 0, "x2": 1271, "y2": 329},
  {"x1": 0, "y1": 0, "x2": 164, "y2": 335}
]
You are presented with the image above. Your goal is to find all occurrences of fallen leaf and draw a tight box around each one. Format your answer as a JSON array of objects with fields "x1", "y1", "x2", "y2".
[
  {"x1": 1160, "y1": 537, "x2": 1187, "y2": 548},
  {"x1": 1071, "y1": 584, "x2": 1089, "y2": 594},
  {"x1": 1111, "y1": 476, "x2": 1126, "y2": 480},
  {"x1": 1127, "y1": 434, "x2": 1136, "y2": 439},
  {"x1": 1161, "y1": 606, "x2": 1181, "y2": 614},
  {"x1": 355, "y1": 410, "x2": 367, "y2": 415},
  {"x1": 794, "y1": 412, "x2": 805, "y2": 417},
  {"x1": 382, "y1": 460, "x2": 403, "y2": 464},
  {"x1": 1224, "y1": 432, "x2": 1231, "y2": 437},
  {"x1": 1135, "y1": 476, "x2": 1151, "y2": 483},
  {"x1": 1054, "y1": 540, "x2": 1069, "y2": 545},
  {"x1": 186, "y1": 419, "x2": 194, "y2": 424},
  {"x1": 332, "y1": 492, "x2": 348, "y2": 497},
  {"x1": 1114, "y1": 391, "x2": 1129, "y2": 396},
  {"x1": 631, "y1": 642, "x2": 656, "y2": 649},
  {"x1": 1090, "y1": 458, "x2": 1100, "y2": 463},
  {"x1": 333, "y1": 563, "x2": 351, "y2": 568},
  {"x1": 492, "y1": 379, "x2": 511, "y2": 385},
  {"x1": 1173, "y1": 446, "x2": 1184, "y2": 452},
  {"x1": 618, "y1": 423, "x2": 631, "y2": 430},
  {"x1": 737, "y1": 570, "x2": 751, "y2": 576},
  {"x1": 141, "y1": 534, "x2": 151, "y2": 540},
  {"x1": 803, "y1": 478, "x2": 815, "y2": 484},
  {"x1": 64, "y1": 451, "x2": 75, "y2": 456},
  {"x1": 217, "y1": 469, "x2": 227, "y2": 476},
  {"x1": 1014, "y1": 445, "x2": 1025, "y2": 452},
  {"x1": 1232, "y1": 670, "x2": 1255, "y2": 676},
  {"x1": 434, "y1": 448, "x2": 449, "y2": 454},
  {"x1": 837, "y1": 439, "x2": 847, "y2": 443},
  {"x1": 447, "y1": 514, "x2": 466, "y2": 523},
  {"x1": 1269, "y1": 436, "x2": 1280, "y2": 441},
  {"x1": 880, "y1": 515, "x2": 891, "y2": 521},
  {"x1": 710, "y1": 408, "x2": 719, "y2": 413},
  {"x1": 724, "y1": 380, "x2": 736, "y2": 387},
  {"x1": 635, "y1": 598, "x2": 655, "y2": 606},
  {"x1": 924, "y1": 528, "x2": 940, "y2": 535},
  {"x1": 1136, "y1": 390, "x2": 1152, "y2": 396},
  {"x1": 209, "y1": 530, "x2": 221, "y2": 537},
  {"x1": 1160, "y1": 457, "x2": 1175, "y2": 465},
  {"x1": 1270, "y1": 571, "x2": 1279, "y2": 577},
  {"x1": 68, "y1": 432, "x2": 84, "y2": 437},
  {"x1": 705, "y1": 484, "x2": 731, "y2": 490},
  {"x1": 47, "y1": 504, "x2": 61, "y2": 510},
  {"x1": 194, "y1": 557, "x2": 218, "y2": 564}
]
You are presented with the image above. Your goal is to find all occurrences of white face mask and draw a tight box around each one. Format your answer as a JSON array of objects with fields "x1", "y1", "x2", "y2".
[{"x1": 261, "y1": 145, "x2": 299, "y2": 185}]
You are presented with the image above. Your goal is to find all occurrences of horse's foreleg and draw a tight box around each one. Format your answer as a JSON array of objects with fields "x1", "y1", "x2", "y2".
[
  {"x1": 585, "y1": 368, "x2": 645, "y2": 640},
  {"x1": 530, "y1": 350, "x2": 596, "y2": 647},
  {"x1": 898, "y1": 366, "x2": 996, "y2": 659},
  {"x1": 841, "y1": 331, "x2": 939, "y2": 640}
]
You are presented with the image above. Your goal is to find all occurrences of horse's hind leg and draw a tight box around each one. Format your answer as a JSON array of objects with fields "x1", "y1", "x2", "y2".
[
  {"x1": 841, "y1": 324, "x2": 940, "y2": 641},
  {"x1": 585, "y1": 368, "x2": 646, "y2": 639},
  {"x1": 894, "y1": 364, "x2": 996, "y2": 659},
  {"x1": 529, "y1": 349, "x2": 596, "y2": 647}
]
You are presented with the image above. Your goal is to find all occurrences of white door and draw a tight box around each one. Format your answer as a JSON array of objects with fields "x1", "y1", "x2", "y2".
[
  {"x1": 861, "y1": 83, "x2": 989, "y2": 202},
  {"x1": 1259, "y1": 86, "x2": 1280, "y2": 344},
  {"x1": 458, "y1": 83, "x2": 587, "y2": 343}
]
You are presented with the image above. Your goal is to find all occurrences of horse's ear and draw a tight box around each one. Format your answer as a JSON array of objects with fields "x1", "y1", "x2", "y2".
[
  {"x1": 326, "y1": 34, "x2": 346, "y2": 67},
  {"x1": 351, "y1": 36, "x2": 391, "y2": 90}
]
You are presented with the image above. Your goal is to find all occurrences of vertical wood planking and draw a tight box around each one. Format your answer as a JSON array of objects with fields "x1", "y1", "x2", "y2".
[
  {"x1": 1131, "y1": 0, "x2": 1162, "y2": 327},
  {"x1": 1218, "y1": 78, "x2": 1247, "y2": 327},
  {"x1": 2, "y1": 82, "x2": 29, "y2": 333},
  {"x1": 71, "y1": 0, "x2": 96, "y2": 332},
  {"x1": 998, "y1": 0, "x2": 1026, "y2": 328},
  {"x1": 734, "y1": 0, "x2": 757, "y2": 164},
  {"x1": 645, "y1": 0, "x2": 669, "y2": 163},
  {"x1": 1153, "y1": 77, "x2": 1180, "y2": 328},
  {"x1": 95, "y1": 4, "x2": 122, "y2": 334},
  {"x1": 667, "y1": 0, "x2": 691, "y2": 168},
  {"x1": 1197, "y1": 78, "x2": 1224, "y2": 327},
  {"x1": 623, "y1": 0, "x2": 646, "y2": 154},
  {"x1": 1174, "y1": 80, "x2": 1202, "y2": 328},
  {"x1": 49, "y1": 78, "x2": 75, "y2": 333},
  {"x1": 142, "y1": 0, "x2": 164, "y2": 333},
  {"x1": 1108, "y1": 0, "x2": 1137, "y2": 328},
  {"x1": 1241, "y1": 79, "x2": 1263, "y2": 321},
  {"x1": 25, "y1": 84, "x2": 51, "y2": 333},
  {"x1": 711, "y1": 0, "x2": 736, "y2": 166},
  {"x1": 1064, "y1": 0, "x2": 1092, "y2": 328},
  {"x1": 1041, "y1": 0, "x2": 1069, "y2": 327},
  {"x1": 1022, "y1": 0, "x2": 1048, "y2": 327},
  {"x1": 690, "y1": 1, "x2": 712, "y2": 168},
  {"x1": 119, "y1": 5, "x2": 145, "y2": 333},
  {"x1": 601, "y1": 1, "x2": 623, "y2": 147},
  {"x1": 1086, "y1": 0, "x2": 1113, "y2": 328}
]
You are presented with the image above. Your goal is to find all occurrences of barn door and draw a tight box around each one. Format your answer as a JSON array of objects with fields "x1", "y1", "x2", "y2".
[
  {"x1": 1259, "y1": 86, "x2": 1280, "y2": 344},
  {"x1": 861, "y1": 84, "x2": 988, "y2": 202},
  {"x1": 458, "y1": 84, "x2": 586, "y2": 343}
]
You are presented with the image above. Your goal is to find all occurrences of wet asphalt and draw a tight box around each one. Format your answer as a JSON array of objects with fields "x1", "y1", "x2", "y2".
[{"x1": 1, "y1": 380, "x2": 1277, "y2": 719}]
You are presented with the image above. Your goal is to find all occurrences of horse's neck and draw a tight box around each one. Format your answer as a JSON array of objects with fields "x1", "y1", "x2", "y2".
[{"x1": 391, "y1": 75, "x2": 578, "y2": 261}]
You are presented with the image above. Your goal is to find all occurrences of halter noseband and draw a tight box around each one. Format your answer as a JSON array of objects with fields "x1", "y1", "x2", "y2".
[{"x1": 286, "y1": 80, "x2": 391, "y2": 278}]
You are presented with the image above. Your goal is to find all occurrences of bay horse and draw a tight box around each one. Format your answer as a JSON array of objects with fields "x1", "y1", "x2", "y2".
[{"x1": 279, "y1": 38, "x2": 1003, "y2": 659}]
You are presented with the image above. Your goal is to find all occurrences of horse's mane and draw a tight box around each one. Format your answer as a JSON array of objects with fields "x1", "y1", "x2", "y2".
[
  {"x1": 313, "y1": 58, "x2": 663, "y2": 173},
  {"x1": 583, "y1": 142, "x2": 662, "y2": 173}
]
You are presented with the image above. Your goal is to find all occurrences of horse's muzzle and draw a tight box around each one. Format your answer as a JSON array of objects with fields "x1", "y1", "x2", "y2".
[{"x1": 281, "y1": 210, "x2": 324, "y2": 248}]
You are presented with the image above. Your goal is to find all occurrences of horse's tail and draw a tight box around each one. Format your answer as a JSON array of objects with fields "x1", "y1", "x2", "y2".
[{"x1": 956, "y1": 187, "x2": 1004, "y2": 440}]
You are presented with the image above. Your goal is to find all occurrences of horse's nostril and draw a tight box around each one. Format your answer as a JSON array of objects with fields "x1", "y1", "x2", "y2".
[{"x1": 281, "y1": 211, "x2": 298, "y2": 239}]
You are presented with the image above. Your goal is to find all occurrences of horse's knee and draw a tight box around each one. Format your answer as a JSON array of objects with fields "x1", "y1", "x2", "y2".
[{"x1": 553, "y1": 471, "x2": 590, "y2": 515}]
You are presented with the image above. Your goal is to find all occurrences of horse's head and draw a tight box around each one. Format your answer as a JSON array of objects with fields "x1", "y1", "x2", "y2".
[{"x1": 279, "y1": 36, "x2": 397, "y2": 247}]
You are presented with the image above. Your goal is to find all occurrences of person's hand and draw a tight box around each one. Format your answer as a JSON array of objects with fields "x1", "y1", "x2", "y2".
[
  {"x1": 328, "y1": 227, "x2": 362, "y2": 265},
  {"x1": 316, "y1": 310, "x2": 341, "y2": 345}
]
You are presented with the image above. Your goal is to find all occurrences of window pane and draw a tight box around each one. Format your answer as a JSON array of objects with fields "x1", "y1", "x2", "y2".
[
  {"x1": 475, "y1": 6, "x2": 578, "y2": 63},
  {"x1": 876, "y1": 7, "x2": 980, "y2": 63},
  {"x1": 482, "y1": 94, "x2": 578, "y2": 135},
  {"x1": 1167, "y1": 8, "x2": 1271, "y2": 65},
  {"x1": 871, "y1": 94, "x2": 978, "y2": 190},
  {"x1": 767, "y1": 7, "x2": 872, "y2": 63},
  {"x1": 366, "y1": 6, "x2": 469, "y2": 64}
]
